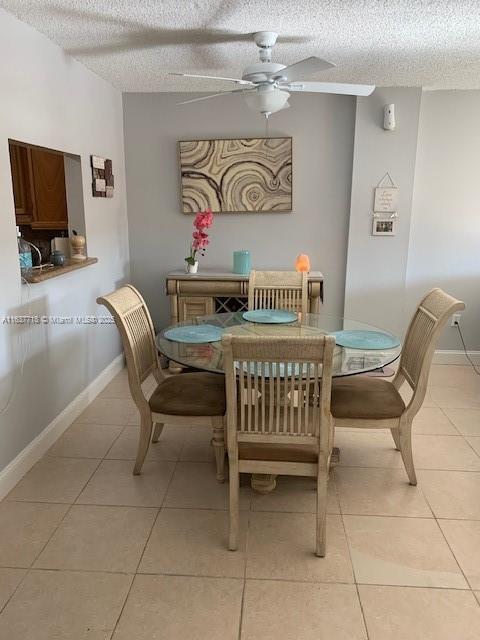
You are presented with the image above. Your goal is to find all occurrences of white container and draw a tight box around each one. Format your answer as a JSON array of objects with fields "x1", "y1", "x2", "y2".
[
  {"x1": 383, "y1": 104, "x2": 396, "y2": 130},
  {"x1": 51, "y1": 237, "x2": 71, "y2": 258},
  {"x1": 185, "y1": 261, "x2": 199, "y2": 274}
]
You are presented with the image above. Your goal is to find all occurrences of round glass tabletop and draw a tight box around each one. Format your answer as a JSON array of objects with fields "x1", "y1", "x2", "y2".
[{"x1": 156, "y1": 312, "x2": 401, "y2": 377}]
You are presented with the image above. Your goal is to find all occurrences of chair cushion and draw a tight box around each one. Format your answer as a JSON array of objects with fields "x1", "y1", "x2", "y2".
[
  {"x1": 331, "y1": 376, "x2": 405, "y2": 420},
  {"x1": 149, "y1": 372, "x2": 226, "y2": 416},
  {"x1": 239, "y1": 443, "x2": 318, "y2": 463}
]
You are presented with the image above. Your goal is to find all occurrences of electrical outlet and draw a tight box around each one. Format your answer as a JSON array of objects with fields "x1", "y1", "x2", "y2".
[{"x1": 451, "y1": 313, "x2": 462, "y2": 327}]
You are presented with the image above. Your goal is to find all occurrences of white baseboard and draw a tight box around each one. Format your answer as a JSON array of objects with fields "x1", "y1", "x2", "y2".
[
  {"x1": 0, "y1": 354, "x2": 125, "y2": 500},
  {"x1": 433, "y1": 350, "x2": 480, "y2": 365}
]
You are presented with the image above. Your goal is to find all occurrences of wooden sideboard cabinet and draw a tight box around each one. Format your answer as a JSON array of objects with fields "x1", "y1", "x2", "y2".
[{"x1": 166, "y1": 270, "x2": 324, "y2": 323}]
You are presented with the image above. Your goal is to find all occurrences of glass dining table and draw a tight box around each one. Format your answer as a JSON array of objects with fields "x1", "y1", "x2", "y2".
[
  {"x1": 156, "y1": 312, "x2": 401, "y2": 492},
  {"x1": 156, "y1": 311, "x2": 401, "y2": 377}
]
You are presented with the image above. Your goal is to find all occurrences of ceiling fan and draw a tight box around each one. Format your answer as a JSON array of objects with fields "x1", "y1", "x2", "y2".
[{"x1": 171, "y1": 31, "x2": 375, "y2": 118}]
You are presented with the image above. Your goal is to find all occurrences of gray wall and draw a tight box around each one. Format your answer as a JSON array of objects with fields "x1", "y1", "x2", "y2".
[
  {"x1": 0, "y1": 9, "x2": 130, "y2": 473},
  {"x1": 344, "y1": 87, "x2": 422, "y2": 336},
  {"x1": 408, "y1": 90, "x2": 480, "y2": 350},
  {"x1": 123, "y1": 92, "x2": 356, "y2": 329},
  {"x1": 64, "y1": 154, "x2": 87, "y2": 245}
]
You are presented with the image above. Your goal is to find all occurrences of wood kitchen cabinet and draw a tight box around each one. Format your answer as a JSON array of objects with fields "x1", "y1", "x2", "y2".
[
  {"x1": 30, "y1": 148, "x2": 68, "y2": 229},
  {"x1": 9, "y1": 141, "x2": 68, "y2": 230},
  {"x1": 9, "y1": 142, "x2": 34, "y2": 225}
]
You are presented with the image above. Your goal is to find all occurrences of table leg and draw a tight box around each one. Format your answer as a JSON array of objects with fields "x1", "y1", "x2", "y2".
[
  {"x1": 168, "y1": 360, "x2": 184, "y2": 374},
  {"x1": 246, "y1": 383, "x2": 341, "y2": 494},
  {"x1": 251, "y1": 474, "x2": 277, "y2": 494},
  {"x1": 249, "y1": 447, "x2": 340, "y2": 494}
]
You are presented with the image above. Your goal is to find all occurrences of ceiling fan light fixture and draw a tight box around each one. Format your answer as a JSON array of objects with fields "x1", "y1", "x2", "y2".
[{"x1": 244, "y1": 87, "x2": 290, "y2": 115}]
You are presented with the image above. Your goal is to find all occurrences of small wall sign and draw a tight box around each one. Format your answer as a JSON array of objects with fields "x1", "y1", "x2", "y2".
[{"x1": 374, "y1": 187, "x2": 398, "y2": 213}]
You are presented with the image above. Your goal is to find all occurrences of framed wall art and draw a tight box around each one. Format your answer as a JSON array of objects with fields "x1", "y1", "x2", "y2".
[
  {"x1": 372, "y1": 216, "x2": 397, "y2": 236},
  {"x1": 179, "y1": 137, "x2": 292, "y2": 213},
  {"x1": 91, "y1": 155, "x2": 114, "y2": 198}
]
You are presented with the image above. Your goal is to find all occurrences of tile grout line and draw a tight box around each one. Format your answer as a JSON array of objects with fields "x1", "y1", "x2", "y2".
[
  {"x1": 336, "y1": 472, "x2": 371, "y2": 640},
  {"x1": 335, "y1": 464, "x2": 480, "y2": 473},
  {"x1": 432, "y1": 508, "x2": 475, "y2": 593},
  {"x1": 461, "y1": 435, "x2": 480, "y2": 461},
  {"x1": 45, "y1": 449, "x2": 480, "y2": 471},
  {"x1": 438, "y1": 406, "x2": 480, "y2": 438},
  {"x1": 8, "y1": 498, "x2": 473, "y2": 520},
  {"x1": 417, "y1": 478, "x2": 474, "y2": 592},
  {"x1": 106, "y1": 571, "x2": 136, "y2": 640},
  {"x1": 108, "y1": 451, "x2": 179, "y2": 639},
  {"x1": 2, "y1": 565, "x2": 476, "y2": 590},
  {"x1": 101, "y1": 423, "x2": 132, "y2": 459},
  {"x1": 238, "y1": 493, "x2": 251, "y2": 640},
  {"x1": 0, "y1": 569, "x2": 28, "y2": 617},
  {"x1": 237, "y1": 577, "x2": 247, "y2": 640},
  {"x1": 355, "y1": 583, "x2": 370, "y2": 640},
  {"x1": 437, "y1": 406, "x2": 462, "y2": 435}
]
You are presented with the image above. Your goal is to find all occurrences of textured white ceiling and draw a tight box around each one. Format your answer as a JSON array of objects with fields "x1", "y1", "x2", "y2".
[{"x1": 2, "y1": 0, "x2": 480, "y2": 92}]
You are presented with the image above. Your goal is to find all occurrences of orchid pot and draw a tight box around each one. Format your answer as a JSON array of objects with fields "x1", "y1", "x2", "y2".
[{"x1": 185, "y1": 260, "x2": 199, "y2": 274}]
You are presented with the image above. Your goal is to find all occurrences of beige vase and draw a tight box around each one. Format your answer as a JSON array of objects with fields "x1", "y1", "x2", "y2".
[{"x1": 70, "y1": 234, "x2": 86, "y2": 261}]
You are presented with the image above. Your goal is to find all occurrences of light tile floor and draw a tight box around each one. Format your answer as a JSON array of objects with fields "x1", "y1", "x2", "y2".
[{"x1": 0, "y1": 364, "x2": 480, "y2": 639}]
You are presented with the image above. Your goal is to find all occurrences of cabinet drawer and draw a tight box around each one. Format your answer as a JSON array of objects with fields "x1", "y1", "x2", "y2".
[
  {"x1": 168, "y1": 279, "x2": 244, "y2": 296},
  {"x1": 178, "y1": 296, "x2": 215, "y2": 322}
]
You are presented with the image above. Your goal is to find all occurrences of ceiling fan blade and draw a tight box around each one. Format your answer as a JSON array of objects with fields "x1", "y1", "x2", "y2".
[
  {"x1": 272, "y1": 56, "x2": 335, "y2": 82},
  {"x1": 213, "y1": 31, "x2": 310, "y2": 44},
  {"x1": 287, "y1": 82, "x2": 375, "y2": 96},
  {"x1": 177, "y1": 88, "x2": 254, "y2": 105},
  {"x1": 66, "y1": 26, "x2": 310, "y2": 56},
  {"x1": 170, "y1": 72, "x2": 254, "y2": 85}
]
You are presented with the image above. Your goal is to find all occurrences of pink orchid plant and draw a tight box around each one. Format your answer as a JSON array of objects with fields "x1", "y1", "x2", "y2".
[{"x1": 185, "y1": 209, "x2": 214, "y2": 266}]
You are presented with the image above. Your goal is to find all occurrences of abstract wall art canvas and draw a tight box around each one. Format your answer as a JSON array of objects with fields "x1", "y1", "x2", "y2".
[
  {"x1": 179, "y1": 137, "x2": 292, "y2": 213},
  {"x1": 91, "y1": 155, "x2": 114, "y2": 198}
]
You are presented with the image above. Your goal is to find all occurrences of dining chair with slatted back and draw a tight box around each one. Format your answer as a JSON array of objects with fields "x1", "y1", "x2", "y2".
[
  {"x1": 222, "y1": 333, "x2": 335, "y2": 556},
  {"x1": 248, "y1": 270, "x2": 308, "y2": 315},
  {"x1": 331, "y1": 288, "x2": 465, "y2": 485},
  {"x1": 97, "y1": 285, "x2": 226, "y2": 478}
]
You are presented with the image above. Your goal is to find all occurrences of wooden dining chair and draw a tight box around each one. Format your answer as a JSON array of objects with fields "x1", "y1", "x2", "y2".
[
  {"x1": 248, "y1": 270, "x2": 308, "y2": 315},
  {"x1": 97, "y1": 285, "x2": 227, "y2": 479},
  {"x1": 222, "y1": 333, "x2": 335, "y2": 556},
  {"x1": 331, "y1": 288, "x2": 465, "y2": 485}
]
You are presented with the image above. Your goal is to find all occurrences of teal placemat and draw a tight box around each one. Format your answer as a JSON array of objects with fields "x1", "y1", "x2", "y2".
[
  {"x1": 331, "y1": 330, "x2": 400, "y2": 350},
  {"x1": 242, "y1": 309, "x2": 297, "y2": 324},
  {"x1": 164, "y1": 324, "x2": 223, "y2": 344}
]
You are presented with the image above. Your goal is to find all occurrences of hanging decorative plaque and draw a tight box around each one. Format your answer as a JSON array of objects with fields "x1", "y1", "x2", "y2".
[{"x1": 373, "y1": 172, "x2": 398, "y2": 213}]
